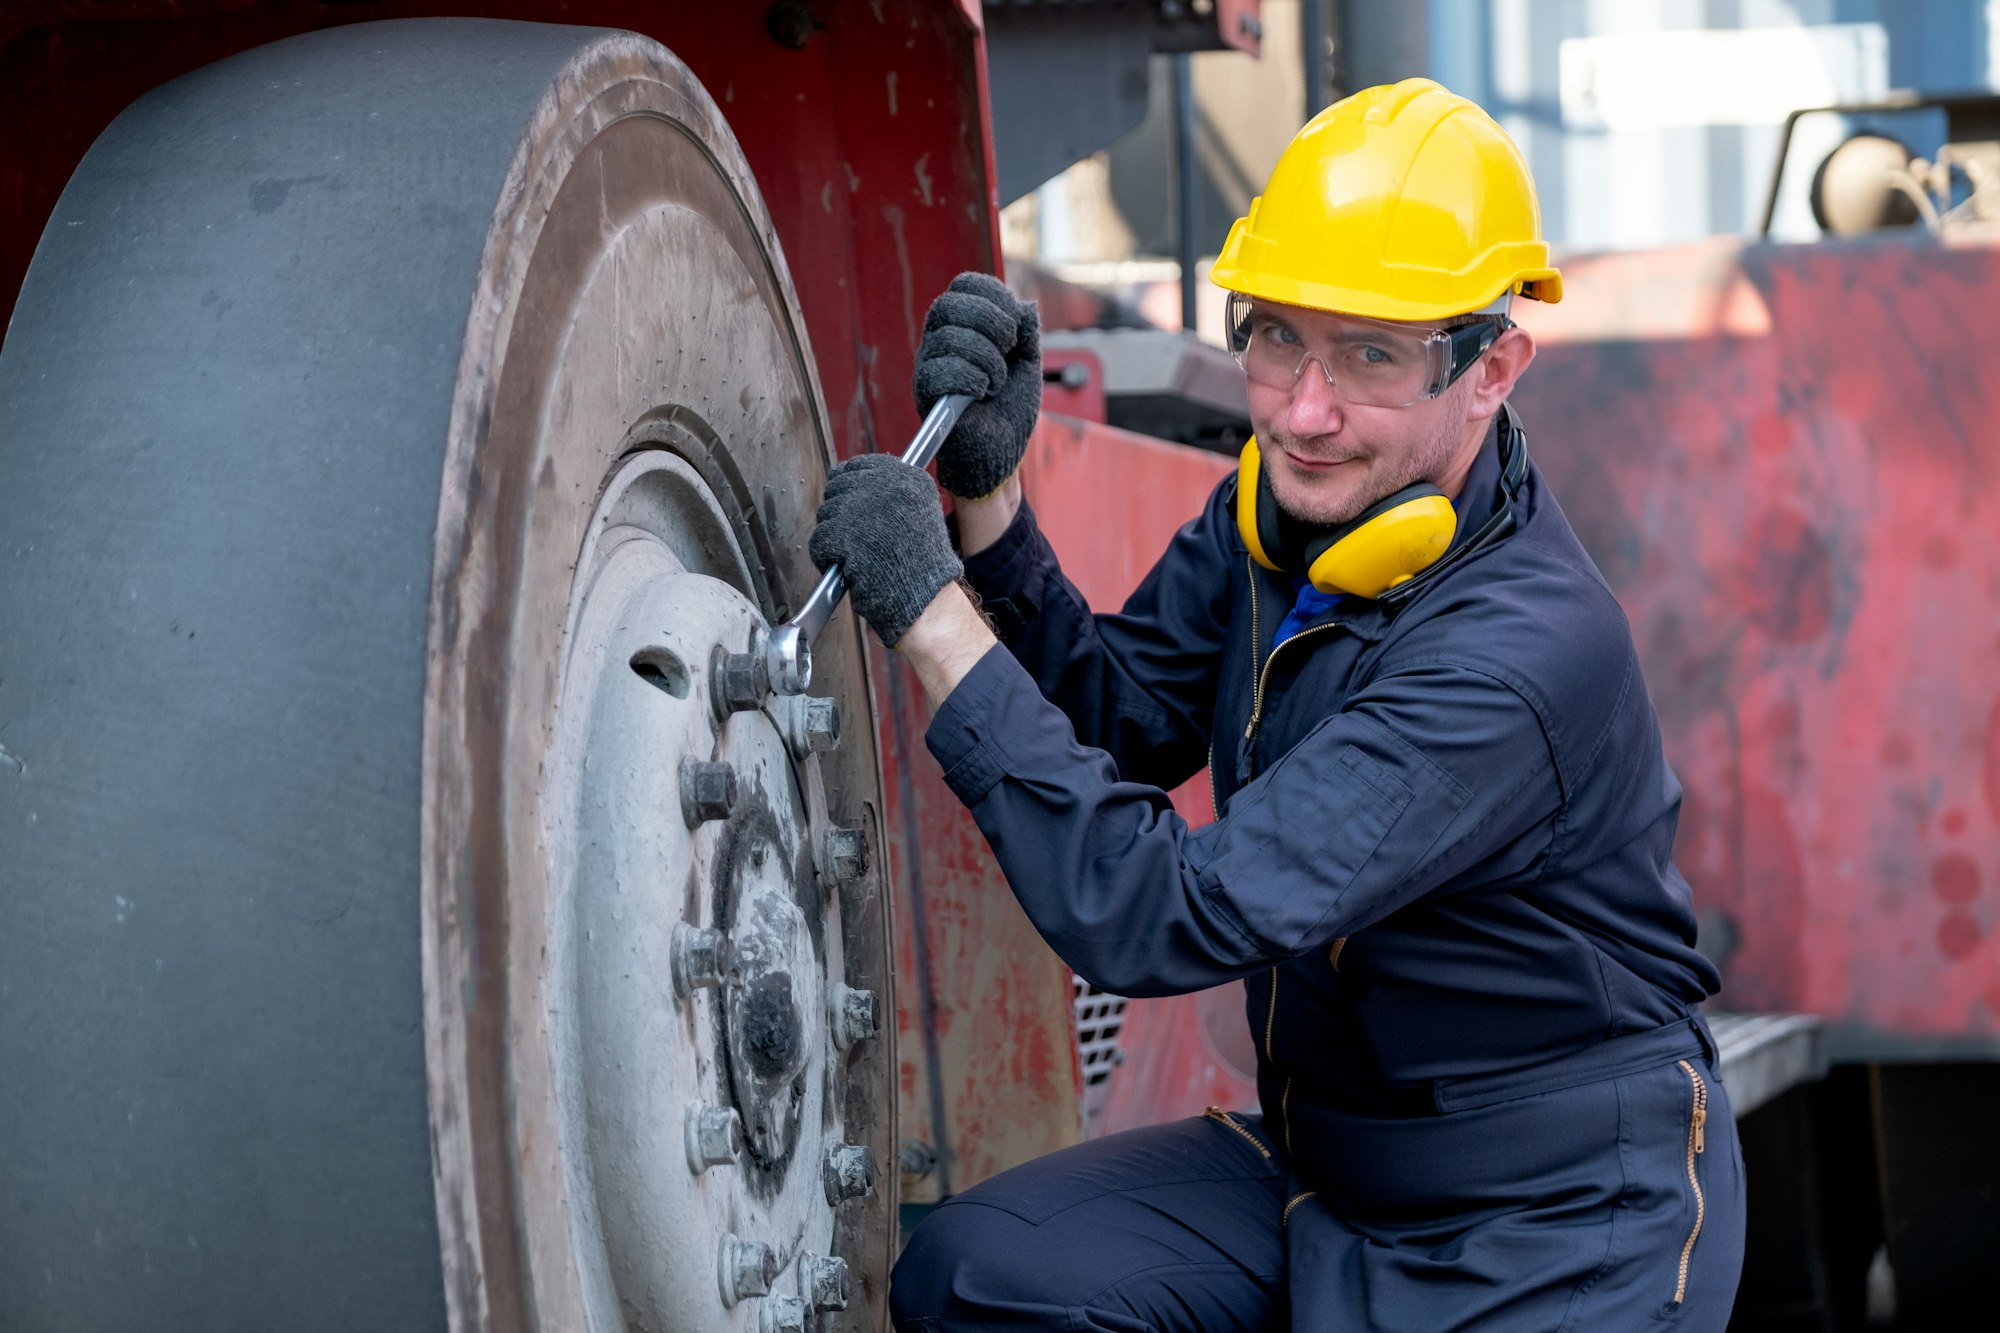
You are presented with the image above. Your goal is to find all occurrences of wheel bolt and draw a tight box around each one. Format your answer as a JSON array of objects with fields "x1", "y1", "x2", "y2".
[
  {"x1": 822, "y1": 1142, "x2": 877, "y2": 1204},
  {"x1": 671, "y1": 924, "x2": 732, "y2": 999},
  {"x1": 828, "y1": 983, "x2": 879, "y2": 1051},
  {"x1": 680, "y1": 757, "x2": 738, "y2": 827},
  {"x1": 774, "y1": 694, "x2": 841, "y2": 760},
  {"x1": 719, "y1": 1234, "x2": 778, "y2": 1306},
  {"x1": 713, "y1": 647, "x2": 770, "y2": 718},
  {"x1": 759, "y1": 1294, "x2": 808, "y2": 1332},
  {"x1": 819, "y1": 826, "x2": 869, "y2": 888},
  {"x1": 803, "y1": 1253, "x2": 851, "y2": 1311},
  {"x1": 684, "y1": 1103, "x2": 743, "y2": 1173}
]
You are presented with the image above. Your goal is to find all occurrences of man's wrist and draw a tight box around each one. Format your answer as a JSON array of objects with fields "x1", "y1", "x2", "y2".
[
  {"x1": 952, "y1": 472, "x2": 1023, "y2": 558},
  {"x1": 896, "y1": 580, "x2": 999, "y2": 709}
]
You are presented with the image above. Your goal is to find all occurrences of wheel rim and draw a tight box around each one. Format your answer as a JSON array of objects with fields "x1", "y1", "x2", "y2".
[
  {"x1": 542, "y1": 450, "x2": 874, "y2": 1329},
  {"x1": 414, "y1": 29, "x2": 898, "y2": 1331}
]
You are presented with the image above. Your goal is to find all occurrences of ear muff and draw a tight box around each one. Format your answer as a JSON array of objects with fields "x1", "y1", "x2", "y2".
[
  {"x1": 1303, "y1": 487, "x2": 1457, "y2": 597},
  {"x1": 1236, "y1": 437, "x2": 1281, "y2": 572},
  {"x1": 1235, "y1": 436, "x2": 1459, "y2": 598}
]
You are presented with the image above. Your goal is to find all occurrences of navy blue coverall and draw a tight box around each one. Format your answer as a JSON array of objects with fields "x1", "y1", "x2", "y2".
[{"x1": 890, "y1": 419, "x2": 1747, "y2": 1330}]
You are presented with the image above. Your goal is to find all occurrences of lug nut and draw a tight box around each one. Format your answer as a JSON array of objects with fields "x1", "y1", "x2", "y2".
[
  {"x1": 803, "y1": 1253, "x2": 851, "y2": 1312},
  {"x1": 823, "y1": 1142, "x2": 877, "y2": 1205},
  {"x1": 774, "y1": 694, "x2": 841, "y2": 760},
  {"x1": 719, "y1": 1234, "x2": 778, "y2": 1306},
  {"x1": 713, "y1": 647, "x2": 770, "y2": 718},
  {"x1": 680, "y1": 757, "x2": 738, "y2": 827},
  {"x1": 828, "y1": 983, "x2": 880, "y2": 1051},
  {"x1": 759, "y1": 1294, "x2": 808, "y2": 1332},
  {"x1": 684, "y1": 1103, "x2": 743, "y2": 1173},
  {"x1": 819, "y1": 826, "x2": 869, "y2": 888},
  {"x1": 671, "y1": 924, "x2": 732, "y2": 999}
]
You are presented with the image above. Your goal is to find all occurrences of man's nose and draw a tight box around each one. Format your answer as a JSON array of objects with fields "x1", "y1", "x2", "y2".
[{"x1": 1285, "y1": 355, "x2": 1345, "y2": 435}]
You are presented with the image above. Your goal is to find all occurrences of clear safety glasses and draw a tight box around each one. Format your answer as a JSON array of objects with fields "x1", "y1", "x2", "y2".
[{"x1": 1224, "y1": 291, "x2": 1509, "y2": 408}]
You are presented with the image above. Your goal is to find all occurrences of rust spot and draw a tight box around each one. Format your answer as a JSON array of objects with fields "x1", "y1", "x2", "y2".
[
  {"x1": 1750, "y1": 415, "x2": 1791, "y2": 458},
  {"x1": 1739, "y1": 508, "x2": 1833, "y2": 644},
  {"x1": 1921, "y1": 532, "x2": 1961, "y2": 570},
  {"x1": 1943, "y1": 808, "x2": 1969, "y2": 836},
  {"x1": 1763, "y1": 698, "x2": 1800, "y2": 743},
  {"x1": 1938, "y1": 914, "x2": 1983, "y2": 960},
  {"x1": 1932, "y1": 855, "x2": 1980, "y2": 906},
  {"x1": 1719, "y1": 786, "x2": 1807, "y2": 1011}
]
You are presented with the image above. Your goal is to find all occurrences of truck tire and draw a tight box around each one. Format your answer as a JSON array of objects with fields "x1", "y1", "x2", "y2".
[{"x1": 0, "y1": 20, "x2": 894, "y2": 1332}]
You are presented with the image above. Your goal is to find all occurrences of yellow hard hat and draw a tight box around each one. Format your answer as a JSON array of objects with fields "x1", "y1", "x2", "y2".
[{"x1": 1211, "y1": 78, "x2": 1562, "y2": 322}]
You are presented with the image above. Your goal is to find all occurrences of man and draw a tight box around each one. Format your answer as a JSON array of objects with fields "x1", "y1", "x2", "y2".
[{"x1": 810, "y1": 79, "x2": 1746, "y2": 1330}]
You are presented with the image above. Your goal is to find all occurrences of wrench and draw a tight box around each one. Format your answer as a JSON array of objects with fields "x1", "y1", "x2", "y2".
[{"x1": 765, "y1": 392, "x2": 974, "y2": 695}]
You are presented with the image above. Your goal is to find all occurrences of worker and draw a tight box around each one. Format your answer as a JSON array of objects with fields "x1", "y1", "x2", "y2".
[{"x1": 809, "y1": 78, "x2": 1746, "y2": 1331}]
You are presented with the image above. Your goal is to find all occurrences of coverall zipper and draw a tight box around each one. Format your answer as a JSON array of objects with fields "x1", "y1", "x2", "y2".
[
  {"x1": 1242, "y1": 557, "x2": 1354, "y2": 1162},
  {"x1": 1203, "y1": 1106, "x2": 1271, "y2": 1158},
  {"x1": 1671, "y1": 1059, "x2": 1709, "y2": 1307},
  {"x1": 1245, "y1": 620, "x2": 1343, "y2": 746}
]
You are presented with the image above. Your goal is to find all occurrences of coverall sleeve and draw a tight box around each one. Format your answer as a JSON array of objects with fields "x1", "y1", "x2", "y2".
[
  {"x1": 925, "y1": 642, "x2": 1563, "y2": 997},
  {"x1": 956, "y1": 481, "x2": 1236, "y2": 792}
]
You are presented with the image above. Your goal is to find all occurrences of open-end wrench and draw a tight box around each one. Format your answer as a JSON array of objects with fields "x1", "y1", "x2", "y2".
[{"x1": 765, "y1": 392, "x2": 974, "y2": 695}]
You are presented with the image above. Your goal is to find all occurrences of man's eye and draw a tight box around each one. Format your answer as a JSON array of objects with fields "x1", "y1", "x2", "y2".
[{"x1": 1262, "y1": 323, "x2": 1301, "y2": 347}]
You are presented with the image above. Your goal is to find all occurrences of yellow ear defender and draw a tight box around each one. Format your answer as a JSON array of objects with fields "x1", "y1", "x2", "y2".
[
  {"x1": 1234, "y1": 405, "x2": 1530, "y2": 602},
  {"x1": 1235, "y1": 438, "x2": 1458, "y2": 598}
]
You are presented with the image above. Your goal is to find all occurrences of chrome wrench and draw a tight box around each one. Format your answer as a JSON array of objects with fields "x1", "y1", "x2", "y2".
[{"x1": 765, "y1": 392, "x2": 974, "y2": 695}]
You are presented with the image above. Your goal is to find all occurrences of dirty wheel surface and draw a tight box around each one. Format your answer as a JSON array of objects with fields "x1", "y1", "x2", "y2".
[{"x1": 0, "y1": 19, "x2": 894, "y2": 1332}]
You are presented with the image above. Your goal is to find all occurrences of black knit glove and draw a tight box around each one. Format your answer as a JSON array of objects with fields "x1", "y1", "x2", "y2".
[
  {"x1": 808, "y1": 454, "x2": 964, "y2": 648},
  {"x1": 913, "y1": 272, "x2": 1042, "y2": 499}
]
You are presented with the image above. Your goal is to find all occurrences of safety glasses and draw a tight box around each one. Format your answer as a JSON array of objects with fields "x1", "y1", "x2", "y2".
[{"x1": 1224, "y1": 292, "x2": 1509, "y2": 408}]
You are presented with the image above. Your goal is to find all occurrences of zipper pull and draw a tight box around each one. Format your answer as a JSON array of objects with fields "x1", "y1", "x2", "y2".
[{"x1": 1692, "y1": 1104, "x2": 1706, "y2": 1154}]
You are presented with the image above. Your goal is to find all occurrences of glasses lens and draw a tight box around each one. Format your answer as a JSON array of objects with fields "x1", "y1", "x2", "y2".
[
  {"x1": 1225, "y1": 291, "x2": 1257, "y2": 362},
  {"x1": 1227, "y1": 295, "x2": 1447, "y2": 407}
]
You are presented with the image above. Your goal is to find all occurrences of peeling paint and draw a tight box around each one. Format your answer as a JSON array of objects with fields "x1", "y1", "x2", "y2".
[{"x1": 913, "y1": 152, "x2": 934, "y2": 207}]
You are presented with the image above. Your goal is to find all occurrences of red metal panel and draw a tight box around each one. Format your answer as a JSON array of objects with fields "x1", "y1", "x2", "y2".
[
  {"x1": 1013, "y1": 414, "x2": 1258, "y2": 1133},
  {"x1": 1511, "y1": 233, "x2": 2000, "y2": 1050}
]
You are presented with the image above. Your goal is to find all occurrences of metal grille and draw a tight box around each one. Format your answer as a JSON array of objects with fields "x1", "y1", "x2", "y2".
[{"x1": 1071, "y1": 975, "x2": 1129, "y2": 1132}]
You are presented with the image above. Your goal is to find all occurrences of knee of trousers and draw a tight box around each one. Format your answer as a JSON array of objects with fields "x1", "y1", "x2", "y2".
[{"x1": 889, "y1": 1200, "x2": 1004, "y2": 1324}]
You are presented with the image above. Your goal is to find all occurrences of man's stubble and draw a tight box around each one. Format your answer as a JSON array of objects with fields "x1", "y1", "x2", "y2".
[{"x1": 1262, "y1": 396, "x2": 1468, "y2": 528}]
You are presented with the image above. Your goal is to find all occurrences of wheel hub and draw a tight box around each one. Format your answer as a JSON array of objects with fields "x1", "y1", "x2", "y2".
[{"x1": 541, "y1": 451, "x2": 870, "y2": 1329}]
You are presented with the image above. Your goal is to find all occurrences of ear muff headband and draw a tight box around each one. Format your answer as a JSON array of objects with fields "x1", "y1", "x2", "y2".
[{"x1": 1233, "y1": 405, "x2": 1530, "y2": 602}]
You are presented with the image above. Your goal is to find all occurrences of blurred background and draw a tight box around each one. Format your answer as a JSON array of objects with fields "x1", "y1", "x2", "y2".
[
  {"x1": 986, "y1": 6, "x2": 2000, "y2": 1330},
  {"x1": 993, "y1": 0, "x2": 2000, "y2": 344}
]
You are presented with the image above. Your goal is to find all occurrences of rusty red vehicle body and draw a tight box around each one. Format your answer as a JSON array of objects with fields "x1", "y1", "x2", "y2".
[{"x1": 3, "y1": 1, "x2": 1995, "y2": 1327}]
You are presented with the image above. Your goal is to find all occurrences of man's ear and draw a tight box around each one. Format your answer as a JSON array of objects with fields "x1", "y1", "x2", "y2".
[{"x1": 1464, "y1": 325, "x2": 1536, "y2": 419}]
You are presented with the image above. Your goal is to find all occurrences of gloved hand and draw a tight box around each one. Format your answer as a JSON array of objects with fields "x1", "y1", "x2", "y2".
[
  {"x1": 913, "y1": 271, "x2": 1042, "y2": 499},
  {"x1": 808, "y1": 453, "x2": 964, "y2": 648}
]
